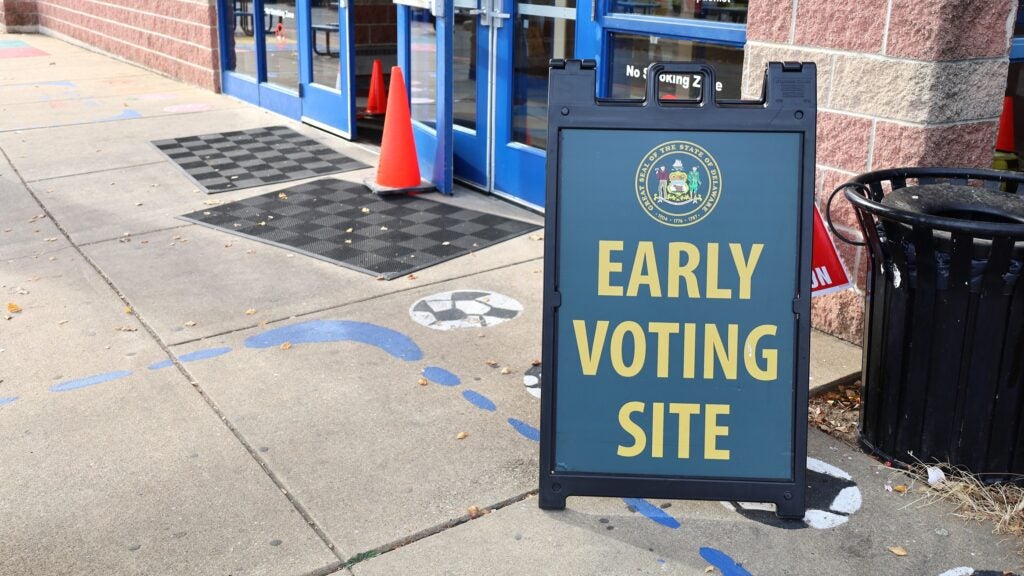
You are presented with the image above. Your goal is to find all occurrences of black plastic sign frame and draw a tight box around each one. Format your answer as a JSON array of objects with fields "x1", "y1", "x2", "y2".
[{"x1": 539, "y1": 60, "x2": 816, "y2": 519}]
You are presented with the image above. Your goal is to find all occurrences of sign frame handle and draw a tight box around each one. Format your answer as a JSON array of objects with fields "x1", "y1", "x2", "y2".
[{"x1": 644, "y1": 61, "x2": 718, "y2": 107}]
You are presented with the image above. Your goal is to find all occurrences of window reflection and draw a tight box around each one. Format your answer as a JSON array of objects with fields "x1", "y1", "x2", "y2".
[
  {"x1": 263, "y1": 1, "x2": 300, "y2": 90},
  {"x1": 512, "y1": 13, "x2": 574, "y2": 149},
  {"x1": 608, "y1": 33, "x2": 742, "y2": 101},
  {"x1": 609, "y1": 0, "x2": 747, "y2": 23},
  {"x1": 410, "y1": 9, "x2": 437, "y2": 127}
]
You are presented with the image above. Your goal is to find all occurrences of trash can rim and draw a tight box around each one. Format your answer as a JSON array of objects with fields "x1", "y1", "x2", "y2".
[
  {"x1": 842, "y1": 186, "x2": 1024, "y2": 238},
  {"x1": 849, "y1": 166, "x2": 1024, "y2": 192}
]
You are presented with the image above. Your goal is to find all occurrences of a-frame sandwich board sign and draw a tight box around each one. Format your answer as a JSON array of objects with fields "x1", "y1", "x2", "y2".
[{"x1": 539, "y1": 60, "x2": 816, "y2": 519}]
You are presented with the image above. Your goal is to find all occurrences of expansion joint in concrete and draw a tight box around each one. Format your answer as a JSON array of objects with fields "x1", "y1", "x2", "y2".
[{"x1": 166, "y1": 255, "x2": 546, "y2": 348}]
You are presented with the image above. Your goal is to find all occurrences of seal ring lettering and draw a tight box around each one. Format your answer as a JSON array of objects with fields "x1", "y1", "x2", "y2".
[{"x1": 635, "y1": 141, "x2": 722, "y2": 227}]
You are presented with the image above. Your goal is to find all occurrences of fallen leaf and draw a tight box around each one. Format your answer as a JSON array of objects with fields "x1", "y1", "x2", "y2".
[
  {"x1": 280, "y1": 342, "x2": 292, "y2": 350},
  {"x1": 887, "y1": 546, "x2": 907, "y2": 557},
  {"x1": 500, "y1": 367, "x2": 511, "y2": 375},
  {"x1": 528, "y1": 234, "x2": 544, "y2": 241},
  {"x1": 531, "y1": 359, "x2": 541, "y2": 366},
  {"x1": 485, "y1": 359, "x2": 498, "y2": 367},
  {"x1": 184, "y1": 320, "x2": 197, "y2": 327},
  {"x1": 124, "y1": 306, "x2": 133, "y2": 314},
  {"x1": 203, "y1": 199, "x2": 222, "y2": 206},
  {"x1": 361, "y1": 207, "x2": 371, "y2": 214},
  {"x1": 345, "y1": 227, "x2": 353, "y2": 233},
  {"x1": 245, "y1": 308, "x2": 257, "y2": 316},
  {"x1": 456, "y1": 431, "x2": 469, "y2": 440},
  {"x1": 380, "y1": 226, "x2": 389, "y2": 231},
  {"x1": 407, "y1": 274, "x2": 417, "y2": 280},
  {"x1": 6, "y1": 303, "x2": 22, "y2": 314},
  {"x1": 893, "y1": 484, "x2": 908, "y2": 494},
  {"x1": 278, "y1": 192, "x2": 288, "y2": 200},
  {"x1": 704, "y1": 567, "x2": 716, "y2": 574},
  {"x1": 467, "y1": 505, "x2": 481, "y2": 518},
  {"x1": 417, "y1": 378, "x2": 428, "y2": 386},
  {"x1": 115, "y1": 326, "x2": 138, "y2": 332}
]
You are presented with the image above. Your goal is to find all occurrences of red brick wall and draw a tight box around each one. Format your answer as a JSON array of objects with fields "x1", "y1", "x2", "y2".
[
  {"x1": 1, "y1": 0, "x2": 39, "y2": 29},
  {"x1": 30, "y1": 0, "x2": 221, "y2": 91},
  {"x1": 353, "y1": 0, "x2": 395, "y2": 47}
]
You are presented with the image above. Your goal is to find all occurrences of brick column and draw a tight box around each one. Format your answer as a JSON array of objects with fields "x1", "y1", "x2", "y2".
[
  {"x1": 1, "y1": 0, "x2": 38, "y2": 32},
  {"x1": 742, "y1": 0, "x2": 1017, "y2": 344}
]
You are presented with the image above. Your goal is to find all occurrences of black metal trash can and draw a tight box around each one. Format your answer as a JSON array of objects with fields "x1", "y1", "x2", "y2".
[{"x1": 833, "y1": 167, "x2": 1024, "y2": 479}]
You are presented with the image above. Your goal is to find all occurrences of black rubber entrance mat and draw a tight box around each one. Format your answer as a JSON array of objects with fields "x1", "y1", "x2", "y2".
[
  {"x1": 178, "y1": 179, "x2": 541, "y2": 279},
  {"x1": 152, "y1": 126, "x2": 369, "y2": 193}
]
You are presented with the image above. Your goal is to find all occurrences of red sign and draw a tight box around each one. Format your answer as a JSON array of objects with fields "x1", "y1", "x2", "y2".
[{"x1": 811, "y1": 205, "x2": 851, "y2": 296}]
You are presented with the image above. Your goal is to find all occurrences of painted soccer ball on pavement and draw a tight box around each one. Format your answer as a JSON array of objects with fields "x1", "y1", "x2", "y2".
[{"x1": 409, "y1": 290, "x2": 523, "y2": 330}]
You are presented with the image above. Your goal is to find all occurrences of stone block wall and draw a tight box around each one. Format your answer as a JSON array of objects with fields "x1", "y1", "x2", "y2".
[
  {"x1": 4, "y1": 0, "x2": 221, "y2": 90},
  {"x1": 742, "y1": 0, "x2": 1017, "y2": 344}
]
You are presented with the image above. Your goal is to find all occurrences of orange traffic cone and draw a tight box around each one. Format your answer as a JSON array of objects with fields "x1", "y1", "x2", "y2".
[
  {"x1": 364, "y1": 66, "x2": 434, "y2": 195},
  {"x1": 366, "y1": 60, "x2": 387, "y2": 116},
  {"x1": 997, "y1": 95, "x2": 1016, "y2": 153}
]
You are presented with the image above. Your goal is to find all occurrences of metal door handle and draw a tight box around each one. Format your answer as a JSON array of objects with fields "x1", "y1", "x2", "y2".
[{"x1": 488, "y1": 0, "x2": 510, "y2": 27}]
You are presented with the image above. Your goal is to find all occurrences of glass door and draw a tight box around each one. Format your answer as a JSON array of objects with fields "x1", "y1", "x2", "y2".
[
  {"x1": 450, "y1": 0, "x2": 576, "y2": 209},
  {"x1": 492, "y1": 0, "x2": 575, "y2": 207},
  {"x1": 299, "y1": 0, "x2": 357, "y2": 137},
  {"x1": 220, "y1": 0, "x2": 361, "y2": 131},
  {"x1": 258, "y1": 0, "x2": 302, "y2": 117}
]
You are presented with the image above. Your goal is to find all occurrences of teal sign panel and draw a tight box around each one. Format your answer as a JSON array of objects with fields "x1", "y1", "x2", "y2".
[
  {"x1": 554, "y1": 129, "x2": 800, "y2": 479},
  {"x1": 539, "y1": 60, "x2": 816, "y2": 519}
]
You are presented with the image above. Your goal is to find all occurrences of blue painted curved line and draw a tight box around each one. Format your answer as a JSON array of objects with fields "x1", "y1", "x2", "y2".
[
  {"x1": 462, "y1": 390, "x2": 496, "y2": 412},
  {"x1": 0, "y1": 396, "x2": 18, "y2": 406},
  {"x1": 699, "y1": 547, "x2": 753, "y2": 576},
  {"x1": 97, "y1": 108, "x2": 141, "y2": 122},
  {"x1": 149, "y1": 346, "x2": 233, "y2": 370},
  {"x1": 422, "y1": 366, "x2": 460, "y2": 387},
  {"x1": 507, "y1": 418, "x2": 540, "y2": 442},
  {"x1": 51, "y1": 370, "x2": 132, "y2": 392},
  {"x1": 244, "y1": 320, "x2": 422, "y2": 361},
  {"x1": 624, "y1": 498, "x2": 680, "y2": 529}
]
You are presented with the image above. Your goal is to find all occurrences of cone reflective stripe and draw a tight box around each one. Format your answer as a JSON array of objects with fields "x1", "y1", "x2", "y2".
[
  {"x1": 997, "y1": 95, "x2": 1015, "y2": 153},
  {"x1": 366, "y1": 59, "x2": 387, "y2": 116},
  {"x1": 364, "y1": 66, "x2": 433, "y2": 195}
]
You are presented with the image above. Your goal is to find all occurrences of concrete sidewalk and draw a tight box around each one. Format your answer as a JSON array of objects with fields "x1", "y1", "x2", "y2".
[{"x1": 0, "y1": 33, "x2": 1015, "y2": 576}]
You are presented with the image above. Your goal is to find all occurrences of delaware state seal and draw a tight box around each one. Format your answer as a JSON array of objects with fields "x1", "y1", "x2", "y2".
[{"x1": 635, "y1": 141, "x2": 722, "y2": 227}]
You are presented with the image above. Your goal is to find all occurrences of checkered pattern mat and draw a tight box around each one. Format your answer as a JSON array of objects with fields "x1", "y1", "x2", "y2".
[
  {"x1": 178, "y1": 179, "x2": 541, "y2": 279},
  {"x1": 152, "y1": 126, "x2": 369, "y2": 193}
]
